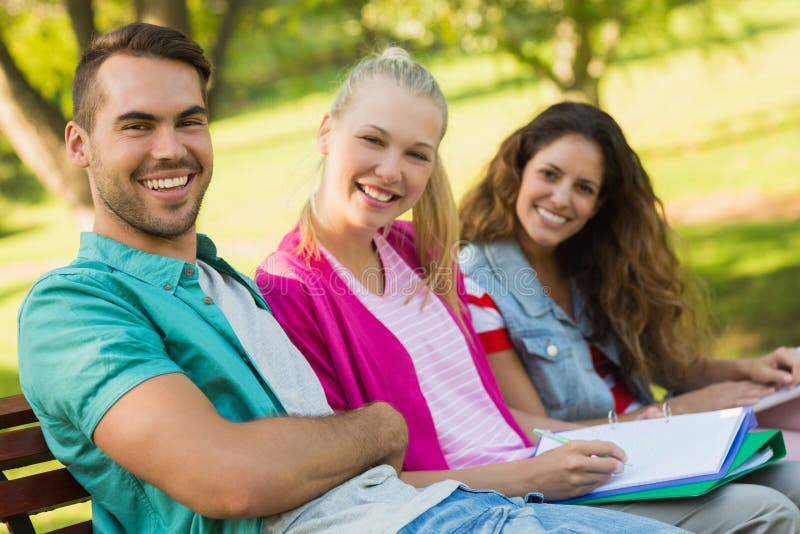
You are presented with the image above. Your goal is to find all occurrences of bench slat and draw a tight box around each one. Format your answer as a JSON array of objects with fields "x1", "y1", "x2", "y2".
[
  {"x1": 1, "y1": 394, "x2": 93, "y2": 532},
  {"x1": 0, "y1": 425, "x2": 54, "y2": 470},
  {"x1": 50, "y1": 521, "x2": 94, "y2": 534},
  {"x1": 3, "y1": 513, "x2": 36, "y2": 534},
  {"x1": 0, "y1": 467, "x2": 90, "y2": 519},
  {"x1": 0, "y1": 394, "x2": 37, "y2": 428}
]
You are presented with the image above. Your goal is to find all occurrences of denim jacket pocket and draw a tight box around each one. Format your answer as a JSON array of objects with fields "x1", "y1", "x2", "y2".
[
  {"x1": 518, "y1": 332, "x2": 572, "y2": 363},
  {"x1": 514, "y1": 332, "x2": 575, "y2": 414}
]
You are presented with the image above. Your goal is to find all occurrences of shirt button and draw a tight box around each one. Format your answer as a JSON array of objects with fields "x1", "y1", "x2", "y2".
[
  {"x1": 546, "y1": 341, "x2": 558, "y2": 357},
  {"x1": 203, "y1": 296, "x2": 213, "y2": 305},
  {"x1": 163, "y1": 283, "x2": 172, "y2": 291},
  {"x1": 184, "y1": 267, "x2": 195, "y2": 277}
]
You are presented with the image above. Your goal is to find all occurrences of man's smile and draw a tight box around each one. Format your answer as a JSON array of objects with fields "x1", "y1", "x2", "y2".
[{"x1": 142, "y1": 175, "x2": 190, "y2": 191}]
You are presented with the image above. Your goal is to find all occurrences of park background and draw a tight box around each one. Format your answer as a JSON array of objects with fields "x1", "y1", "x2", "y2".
[{"x1": 1, "y1": 0, "x2": 799, "y2": 530}]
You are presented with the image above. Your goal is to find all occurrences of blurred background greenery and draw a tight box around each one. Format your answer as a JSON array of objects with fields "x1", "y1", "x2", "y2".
[{"x1": 1, "y1": 0, "x2": 799, "y2": 528}]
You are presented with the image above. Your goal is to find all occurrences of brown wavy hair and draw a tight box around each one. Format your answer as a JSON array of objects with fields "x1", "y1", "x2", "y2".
[{"x1": 459, "y1": 102, "x2": 709, "y2": 389}]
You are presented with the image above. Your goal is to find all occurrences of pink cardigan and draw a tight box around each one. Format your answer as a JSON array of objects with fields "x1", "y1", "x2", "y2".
[{"x1": 255, "y1": 222, "x2": 531, "y2": 471}]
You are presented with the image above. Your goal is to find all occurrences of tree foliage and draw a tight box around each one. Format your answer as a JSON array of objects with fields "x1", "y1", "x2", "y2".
[
  {"x1": 0, "y1": 0, "x2": 767, "y2": 219},
  {"x1": 358, "y1": 0, "x2": 727, "y2": 105}
]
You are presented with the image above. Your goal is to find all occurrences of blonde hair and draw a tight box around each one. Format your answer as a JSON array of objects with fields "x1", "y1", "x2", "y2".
[{"x1": 298, "y1": 47, "x2": 463, "y2": 318}]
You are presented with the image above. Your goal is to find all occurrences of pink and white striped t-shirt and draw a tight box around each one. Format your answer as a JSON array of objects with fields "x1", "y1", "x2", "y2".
[{"x1": 322, "y1": 234, "x2": 534, "y2": 469}]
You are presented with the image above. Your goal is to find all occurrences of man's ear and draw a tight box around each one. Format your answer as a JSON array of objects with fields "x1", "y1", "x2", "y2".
[
  {"x1": 316, "y1": 113, "x2": 334, "y2": 155},
  {"x1": 65, "y1": 121, "x2": 90, "y2": 168}
]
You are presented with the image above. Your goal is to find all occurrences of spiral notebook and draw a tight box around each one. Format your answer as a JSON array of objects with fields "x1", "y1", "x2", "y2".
[{"x1": 532, "y1": 407, "x2": 780, "y2": 503}]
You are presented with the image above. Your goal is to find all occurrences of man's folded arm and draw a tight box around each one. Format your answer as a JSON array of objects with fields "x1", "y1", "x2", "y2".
[{"x1": 93, "y1": 372, "x2": 408, "y2": 518}]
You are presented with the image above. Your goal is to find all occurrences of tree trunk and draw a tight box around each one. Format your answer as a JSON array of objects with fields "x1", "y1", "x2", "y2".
[
  {"x1": 568, "y1": 17, "x2": 600, "y2": 106},
  {"x1": 64, "y1": 0, "x2": 97, "y2": 52},
  {"x1": 0, "y1": 36, "x2": 93, "y2": 226},
  {"x1": 570, "y1": 76, "x2": 599, "y2": 106},
  {"x1": 207, "y1": 0, "x2": 242, "y2": 116},
  {"x1": 135, "y1": 0, "x2": 191, "y2": 36}
]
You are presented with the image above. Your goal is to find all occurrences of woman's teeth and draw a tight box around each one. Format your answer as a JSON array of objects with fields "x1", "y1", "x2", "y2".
[
  {"x1": 360, "y1": 184, "x2": 395, "y2": 202},
  {"x1": 536, "y1": 207, "x2": 567, "y2": 224}
]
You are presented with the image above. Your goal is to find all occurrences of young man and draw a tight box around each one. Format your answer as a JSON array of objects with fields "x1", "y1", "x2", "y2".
[{"x1": 17, "y1": 22, "x2": 691, "y2": 533}]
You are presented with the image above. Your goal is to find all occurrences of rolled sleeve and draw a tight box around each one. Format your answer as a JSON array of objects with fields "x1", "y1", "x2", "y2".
[{"x1": 19, "y1": 272, "x2": 182, "y2": 439}]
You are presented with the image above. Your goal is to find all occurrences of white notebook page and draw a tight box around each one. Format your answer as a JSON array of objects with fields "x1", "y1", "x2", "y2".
[{"x1": 534, "y1": 408, "x2": 748, "y2": 492}]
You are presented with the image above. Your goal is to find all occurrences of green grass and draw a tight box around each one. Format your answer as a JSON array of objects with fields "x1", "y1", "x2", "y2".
[
  {"x1": 2, "y1": 4, "x2": 800, "y2": 530},
  {"x1": 680, "y1": 219, "x2": 800, "y2": 357}
]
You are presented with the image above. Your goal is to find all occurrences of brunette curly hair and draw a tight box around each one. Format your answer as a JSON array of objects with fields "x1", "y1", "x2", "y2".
[{"x1": 459, "y1": 102, "x2": 709, "y2": 388}]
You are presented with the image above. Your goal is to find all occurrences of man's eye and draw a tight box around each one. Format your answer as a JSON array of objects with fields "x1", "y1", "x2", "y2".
[{"x1": 122, "y1": 123, "x2": 148, "y2": 131}]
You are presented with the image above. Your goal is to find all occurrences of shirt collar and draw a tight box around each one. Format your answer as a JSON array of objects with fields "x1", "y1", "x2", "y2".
[
  {"x1": 75, "y1": 232, "x2": 220, "y2": 293},
  {"x1": 484, "y1": 239, "x2": 550, "y2": 317}
]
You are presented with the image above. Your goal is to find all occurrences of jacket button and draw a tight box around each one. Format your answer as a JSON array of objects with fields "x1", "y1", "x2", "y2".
[
  {"x1": 546, "y1": 341, "x2": 558, "y2": 357},
  {"x1": 163, "y1": 283, "x2": 172, "y2": 291},
  {"x1": 203, "y1": 296, "x2": 213, "y2": 304},
  {"x1": 184, "y1": 267, "x2": 195, "y2": 277}
]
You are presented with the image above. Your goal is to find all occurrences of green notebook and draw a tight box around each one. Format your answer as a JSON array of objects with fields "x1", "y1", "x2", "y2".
[{"x1": 569, "y1": 430, "x2": 786, "y2": 505}]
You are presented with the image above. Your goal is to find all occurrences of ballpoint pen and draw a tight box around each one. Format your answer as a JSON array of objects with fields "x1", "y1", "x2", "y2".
[{"x1": 533, "y1": 428, "x2": 633, "y2": 467}]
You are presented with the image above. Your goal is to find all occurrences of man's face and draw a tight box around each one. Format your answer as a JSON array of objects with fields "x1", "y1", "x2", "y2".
[{"x1": 74, "y1": 54, "x2": 213, "y2": 243}]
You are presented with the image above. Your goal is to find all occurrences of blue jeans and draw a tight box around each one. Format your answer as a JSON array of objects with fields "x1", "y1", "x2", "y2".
[{"x1": 399, "y1": 487, "x2": 689, "y2": 533}]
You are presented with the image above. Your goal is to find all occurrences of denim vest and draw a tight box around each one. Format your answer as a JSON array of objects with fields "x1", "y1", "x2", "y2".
[{"x1": 460, "y1": 240, "x2": 652, "y2": 420}]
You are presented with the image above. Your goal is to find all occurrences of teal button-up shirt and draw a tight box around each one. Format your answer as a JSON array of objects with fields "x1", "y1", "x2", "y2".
[{"x1": 18, "y1": 232, "x2": 286, "y2": 533}]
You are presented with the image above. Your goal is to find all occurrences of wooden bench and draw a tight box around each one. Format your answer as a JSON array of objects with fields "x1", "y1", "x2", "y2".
[{"x1": 0, "y1": 394, "x2": 91, "y2": 534}]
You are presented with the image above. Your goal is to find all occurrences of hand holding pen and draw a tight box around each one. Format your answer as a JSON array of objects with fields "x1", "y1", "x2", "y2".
[
  {"x1": 534, "y1": 428, "x2": 632, "y2": 469},
  {"x1": 522, "y1": 429, "x2": 631, "y2": 500}
]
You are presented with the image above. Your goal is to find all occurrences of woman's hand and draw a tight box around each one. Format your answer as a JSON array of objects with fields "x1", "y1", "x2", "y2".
[
  {"x1": 746, "y1": 347, "x2": 800, "y2": 387},
  {"x1": 525, "y1": 440, "x2": 626, "y2": 500},
  {"x1": 400, "y1": 439, "x2": 627, "y2": 500},
  {"x1": 668, "y1": 381, "x2": 775, "y2": 415}
]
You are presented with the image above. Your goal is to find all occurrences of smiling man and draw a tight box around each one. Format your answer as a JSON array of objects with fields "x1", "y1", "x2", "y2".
[
  {"x1": 16, "y1": 23, "x2": 689, "y2": 534},
  {"x1": 66, "y1": 43, "x2": 212, "y2": 259},
  {"x1": 20, "y1": 23, "x2": 429, "y2": 533}
]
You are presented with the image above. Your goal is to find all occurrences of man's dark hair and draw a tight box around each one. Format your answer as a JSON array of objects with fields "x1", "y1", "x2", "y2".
[{"x1": 72, "y1": 22, "x2": 212, "y2": 132}]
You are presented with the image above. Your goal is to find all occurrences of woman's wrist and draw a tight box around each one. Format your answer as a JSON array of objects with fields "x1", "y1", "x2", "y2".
[
  {"x1": 703, "y1": 356, "x2": 753, "y2": 383},
  {"x1": 739, "y1": 357, "x2": 760, "y2": 382}
]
